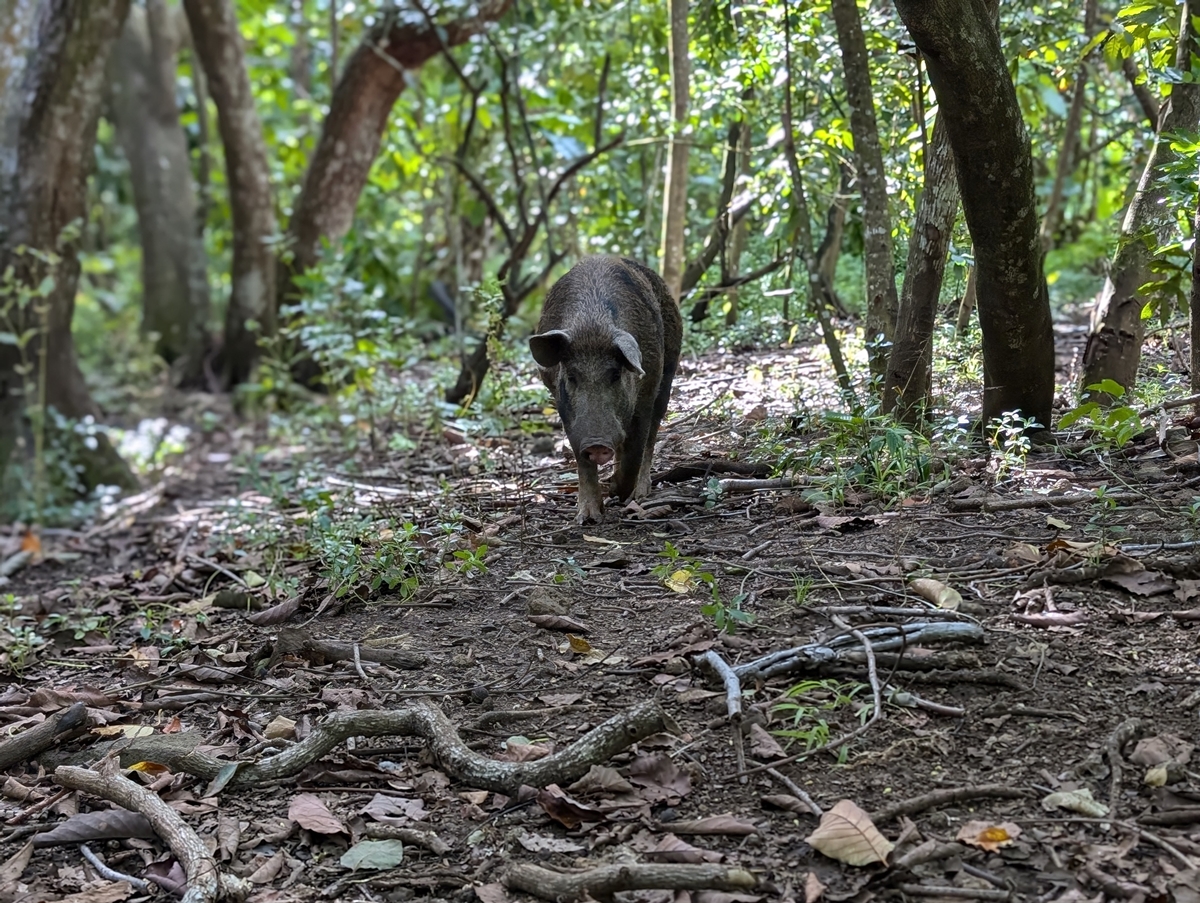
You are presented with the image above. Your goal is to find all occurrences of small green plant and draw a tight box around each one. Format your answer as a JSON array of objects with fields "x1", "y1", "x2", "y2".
[
  {"x1": 987, "y1": 410, "x2": 1039, "y2": 478},
  {"x1": 700, "y1": 581, "x2": 753, "y2": 634},
  {"x1": 0, "y1": 594, "x2": 44, "y2": 675},
  {"x1": 1059, "y1": 380, "x2": 1144, "y2": 450},
  {"x1": 792, "y1": 575, "x2": 815, "y2": 606},
  {"x1": 772, "y1": 679, "x2": 868, "y2": 757},
  {"x1": 448, "y1": 544, "x2": 489, "y2": 576},
  {"x1": 1085, "y1": 485, "x2": 1127, "y2": 542}
]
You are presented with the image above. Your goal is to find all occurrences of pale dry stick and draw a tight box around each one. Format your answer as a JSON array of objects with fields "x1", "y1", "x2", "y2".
[
  {"x1": 895, "y1": 885, "x2": 1011, "y2": 901},
  {"x1": 871, "y1": 783, "x2": 1029, "y2": 825},
  {"x1": 763, "y1": 766, "x2": 822, "y2": 816},
  {"x1": 80, "y1": 843, "x2": 150, "y2": 893},
  {"x1": 698, "y1": 650, "x2": 748, "y2": 784},
  {"x1": 717, "y1": 476, "x2": 806, "y2": 493},
  {"x1": 1139, "y1": 391, "x2": 1200, "y2": 416},
  {"x1": 741, "y1": 539, "x2": 773, "y2": 560},
  {"x1": 352, "y1": 644, "x2": 368, "y2": 681},
  {"x1": 831, "y1": 615, "x2": 883, "y2": 724},
  {"x1": 55, "y1": 763, "x2": 251, "y2": 903},
  {"x1": 893, "y1": 839, "x2": 969, "y2": 869},
  {"x1": 1106, "y1": 717, "x2": 1142, "y2": 814},
  {"x1": 946, "y1": 491, "x2": 1144, "y2": 513},
  {"x1": 186, "y1": 554, "x2": 248, "y2": 589},
  {"x1": 504, "y1": 862, "x2": 758, "y2": 901},
  {"x1": 885, "y1": 686, "x2": 964, "y2": 717}
]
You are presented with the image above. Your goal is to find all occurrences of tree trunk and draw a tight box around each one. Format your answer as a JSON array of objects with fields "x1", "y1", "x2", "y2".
[
  {"x1": 955, "y1": 263, "x2": 976, "y2": 336},
  {"x1": 893, "y1": 0, "x2": 1055, "y2": 428},
  {"x1": 1038, "y1": 0, "x2": 1098, "y2": 253},
  {"x1": 659, "y1": 0, "x2": 689, "y2": 300},
  {"x1": 0, "y1": 0, "x2": 137, "y2": 495},
  {"x1": 1122, "y1": 56, "x2": 1160, "y2": 129},
  {"x1": 109, "y1": 0, "x2": 212, "y2": 387},
  {"x1": 816, "y1": 163, "x2": 852, "y2": 318},
  {"x1": 724, "y1": 116, "x2": 751, "y2": 326},
  {"x1": 183, "y1": 0, "x2": 277, "y2": 389},
  {"x1": 1082, "y1": 2, "x2": 1200, "y2": 403},
  {"x1": 883, "y1": 115, "x2": 959, "y2": 423},
  {"x1": 831, "y1": 0, "x2": 898, "y2": 376},
  {"x1": 1192, "y1": 161, "x2": 1200, "y2": 413},
  {"x1": 278, "y1": 0, "x2": 510, "y2": 385}
]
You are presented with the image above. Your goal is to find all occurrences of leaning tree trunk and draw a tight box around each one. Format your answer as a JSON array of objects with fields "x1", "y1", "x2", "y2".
[
  {"x1": 1082, "y1": 2, "x2": 1200, "y2": 403},
  {"x1": 0, "y1": 0, "x2": 138, "y2": 494},
  {"x1": 279, "y1": 0, "x2": 510, "y2": 386},
  {"x1": 1038, "y1": 0, "x2": 1098, "y2": 253},
  {"x1": 183, "y1": 0, "x2": 277, "y2": 389},
  {"x1": 831, "y1": 0, "x2": 898, "y2": 377},
  {"x1": 883, "y1": 115, "x2": 959, "y2": 424},
  {"x1": 893, "y1": 0, "x2": 1055, "y2": 429},
  {"x1": 659, "y1": 0, "x2": 690, "y2": 300},
  {"x1": 1192, "y1": 160, "x2": 1200, "y2": 414},
  {"x1": 109, "y1": 0, "x2": 212, "y2": 387}
]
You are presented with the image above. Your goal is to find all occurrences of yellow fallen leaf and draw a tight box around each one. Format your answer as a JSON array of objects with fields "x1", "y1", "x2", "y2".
[
  {"x1": 956, "y1": 820, "x2": 1021, "y2": 851},
  {"x1": 567, "y1": 635, "x2": 593, "y2": 654},
  {"x1": 665, "y1": 569, "x2": 696, "y2": 593}
]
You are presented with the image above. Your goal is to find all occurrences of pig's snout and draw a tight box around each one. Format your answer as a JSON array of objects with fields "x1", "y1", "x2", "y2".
[{"x1": 582, "y1": 443, "x2": 615, "y2": 466}]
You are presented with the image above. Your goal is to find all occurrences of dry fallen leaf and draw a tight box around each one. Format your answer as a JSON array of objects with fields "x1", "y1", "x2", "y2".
[
  {"x1": 804, "y1": 871, "x2": 827, "y2": 902},
  {"x1": 1041, "y1": 788, "x2": 1108, "y2": 817},
  {"x1": 665, "y1": 568, "x2": 697, "y2": 593},
  {"x1": 955, "y1": 819, "x2": 1021, "y2": 851},
  {"x1": 288, "y1": 793, "x2": 346, "y2": 835},
  {"x1": 805, "y1": 799, "x2": 893, "y2": 866},
  {"x1": 908, "y1": 577, "x2": 962, "y2": 611}
]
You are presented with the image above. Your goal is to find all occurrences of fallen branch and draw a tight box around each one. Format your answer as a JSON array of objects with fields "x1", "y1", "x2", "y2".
[
  {"x1": 0, "y1": 702, "x2": 89, "y2": 772},
  {"x1": 504, "y1": 862, "x2": 759, "y2": 902},
  {"x1": 652, "y1": 460, "x2": 771, "y2": 484},
  {"x1": 115, "y1": 700, "x2": 674, "y2": 795},
  {"x1": 269, "y1": 627, "x2": 427, "y2": 670},
  {"x1": 946, "y1": 491, "x2": 1144, "y2": 512},
  {"x1": 363, "y1": 823, "x2": 452, "y2": 855},
  {"x1": 733, "y1": 622, "x2": 986, "y2": 683},
  {"x1": 55, "y1": 761, "x2": 252, "y2": 903},
  {"x1": 870, "y1": 783, "x2": 1029, "y2": 825}
]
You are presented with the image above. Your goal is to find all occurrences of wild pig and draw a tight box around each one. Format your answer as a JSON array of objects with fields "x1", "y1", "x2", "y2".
[{"x1": 529, "y1": 256, "x2": 683, "y2": 523}]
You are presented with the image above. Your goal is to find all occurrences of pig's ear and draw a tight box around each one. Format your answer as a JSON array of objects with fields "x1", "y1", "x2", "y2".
[
  {"x1": 529, "y1": 330, "x2": 571, "y2": 368},
  {"x1": 613, "y1": 331, "x2": 645, "y2": 377}
]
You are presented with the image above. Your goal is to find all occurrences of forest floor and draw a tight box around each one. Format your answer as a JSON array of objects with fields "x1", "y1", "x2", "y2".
[{"x1": 3, "y1": 322, "x2": 1200, "y2": 903}]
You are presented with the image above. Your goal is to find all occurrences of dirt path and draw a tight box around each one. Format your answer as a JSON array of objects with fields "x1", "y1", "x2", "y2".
[{"x1": 2, "y1": 341, "x2": 1200, "y2": 902}]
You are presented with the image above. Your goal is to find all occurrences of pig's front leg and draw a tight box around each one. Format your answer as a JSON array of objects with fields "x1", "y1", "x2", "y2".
[{"x1": 576, "y1": 458, "x2": 606, "y2": 523}]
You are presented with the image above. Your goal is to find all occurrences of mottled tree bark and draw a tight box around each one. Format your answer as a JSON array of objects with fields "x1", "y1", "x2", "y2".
[
  {"x1": 883, "y1": 116, "x2": 958, "y2": 423},
  {"x1": 831, "y1": 0, "x2": 898, "y2": 376},
  {"x1": 110, "y1": 0, "x2": 212, "y2": 386},
  {"x1": 0, "y1": 0, "x2": 137, "y2": 493},
  {"x1": 659, "y1": 0, "x2": 690, "y2": 300},
  {"x1": 183, "y1": 0, "x2": 277, "y2": 388},
  {"x1": 279, "y1": 0, "x2": 510, "y2": 385},
  {"x1": 1082, "y1": 1, "x2": 1200, "y2": 403},
  {"x1": 893, "y1": 0, "x2": 1055, "y2": 428}
]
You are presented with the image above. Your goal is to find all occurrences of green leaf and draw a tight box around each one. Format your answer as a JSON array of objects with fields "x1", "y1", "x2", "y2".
[{"x1": 340, "y1": 839, "x2": 404, "y2": 871}]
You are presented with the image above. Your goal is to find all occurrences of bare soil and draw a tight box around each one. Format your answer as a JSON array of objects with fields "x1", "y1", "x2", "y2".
[{"x1": 3, "y1": 330, "x2": 1200, "y2": 903}]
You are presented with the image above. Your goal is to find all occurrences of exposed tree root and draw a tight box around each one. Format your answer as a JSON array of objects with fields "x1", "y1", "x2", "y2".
[
  {"x1": 0, "y1": 702, "x2": 88, "y2": 771},
  {"x1": 54, "y1": 761, "x2": 252, "y2": 903},
  {"x1": 114, "y1": 699, "x2": 674, "y2": 794},
  {"x1": 504, "y1": 862, "x2": 759, "y2": 903}
]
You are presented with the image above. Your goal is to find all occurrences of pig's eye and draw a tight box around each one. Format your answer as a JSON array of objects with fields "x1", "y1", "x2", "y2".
[
  {"x1": 565, "y1": 373, "x2": 578, "y2": 388},
  {"x1": 607, "y1": 368, "x2": 621, "y2": 384}
]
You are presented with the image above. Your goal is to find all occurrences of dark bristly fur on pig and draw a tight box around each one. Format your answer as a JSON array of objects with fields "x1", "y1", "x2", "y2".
[{"x1": 529, "y1": 256, "x2": 683, "y2": 523}]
